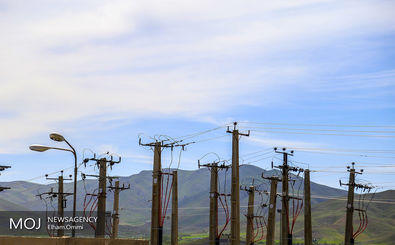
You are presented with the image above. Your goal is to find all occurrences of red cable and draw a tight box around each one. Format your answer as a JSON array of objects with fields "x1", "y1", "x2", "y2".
[
  {"x1": 218, "y1": 195, "x2": 230, "y2": 238},
  {"x1": 291, "y1": 200, "x2": 303, "y2": 233},
  {"x1": 353, "y1": 210, "x2": 363, "y2": 238},
  {"x1": 257, "y1": 217, "x2": 265, "y2": 242},
  {"x1": 253, "y1": 217, "x2": 260, "y2": 241},
  {"x1": 161, "y1": 176, "x2": 173, "y2": 226},
  {"x1": 362, "y1": 211, "x2": 368, "y2": 234},
  {"x1": 159, "y1": 173, "x2": 164, "y2": 226}
]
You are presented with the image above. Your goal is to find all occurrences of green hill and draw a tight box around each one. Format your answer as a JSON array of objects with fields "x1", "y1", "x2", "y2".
[{"x1": 1, "y1": 165, "x2": 393, "y2": 243}]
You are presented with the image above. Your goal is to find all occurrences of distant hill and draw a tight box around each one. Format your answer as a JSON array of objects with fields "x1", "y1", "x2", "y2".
[{"x1": 1, "y1": 165, "x2": 392, "y2": 243}]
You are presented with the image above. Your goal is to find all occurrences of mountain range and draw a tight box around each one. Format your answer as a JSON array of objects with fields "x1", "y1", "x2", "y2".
[{"x1": 0, "y1": 165, "x2": 393, "y2": 244}]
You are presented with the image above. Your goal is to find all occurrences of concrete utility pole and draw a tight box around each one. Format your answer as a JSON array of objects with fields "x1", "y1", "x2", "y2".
[
  {"x1": 38, "y1": 171, "x2": 72, "y2": 237},
  {"x1": 57, "y1": 174, "x2": 65, "y2": 237},
  {"x1": 82, "y1": 154, "x2": 121, "y2": 238},
  {"x1": 152, "y1": 142, "x2": 162, "y2": 245},
  {"x1": 171, "y1": 170, "x2": 178, "y2": 245},
  {"x1": 47, "y1": 172, "x2": 73, "y2": 237},
  {"x1": 273, "y1": 148, "x2": 298, "y2": 245},
  {"x1": 241, "y1": 182, "x2": 267, "y2": 245},
  {"x1": 340, "y1": 162, "x2": 369, "y2": 245},
  {"x1": 227, "y1": 122, "x2": 249, "y2": 245},
  {"x1": 109, "y1": 181, "x2": 130, "y2": 239},
  {"x1": 199, "y1": 160, "x2": 231, "y2": 245},
  {"x1": 304, "y1": 169, "x2": 312, "y2": 245},
  {"x1": 139, "y1": 138, "x2": 192, "y2": 245},
  {"x1": 245, "y1": 185, "x2": 255, "y2": 245},
  {"x1": 112, "y1": 181, "x2": 120, "y2": 239},
  {"x1": 263, "y1": 176, "x2": 280, "y2": 245},
  {"x1": 209, "y1": 163, "x2": 219, "y2": 245},
  {"x1": 281, "y1": 153, "x2": 289, "y2": 245},
  {"x1": 96, "y1": 158, "x2": 107, "y2": 238}
]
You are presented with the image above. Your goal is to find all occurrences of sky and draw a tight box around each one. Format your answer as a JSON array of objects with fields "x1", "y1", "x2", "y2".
[{"x1": 0, "y1": 0, "x2": 394, "y2": 191}]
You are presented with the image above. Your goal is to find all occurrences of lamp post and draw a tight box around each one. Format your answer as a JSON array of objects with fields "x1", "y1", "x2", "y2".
[{"x1": 29, "y1": 132, "x2": 78, "y2": 237}]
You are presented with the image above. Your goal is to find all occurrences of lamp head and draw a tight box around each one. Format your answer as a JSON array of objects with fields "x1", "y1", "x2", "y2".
[
  {"x1": 29, "y1": 144, "x2": 51, "y2": 152},
  {"x1": 50, "y1": 132, "x2": 65, "y2": 142}
]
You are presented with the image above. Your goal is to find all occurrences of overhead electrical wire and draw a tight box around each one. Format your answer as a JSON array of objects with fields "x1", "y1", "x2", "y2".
[
  {"x1": 238, "y1": 126, "x2": 395, "y2": 134},
  {"x1": 249, "y1": 129, "x2": 395, "y2": 138},
  {"x1": 238, "y1": 121, "x2": 395, "y2": 128}
]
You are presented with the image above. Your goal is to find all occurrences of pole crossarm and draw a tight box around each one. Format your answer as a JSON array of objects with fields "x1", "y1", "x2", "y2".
[
  {"x1": 0, "y1": 165, "x2": 11, "y2": 171},
  {"x1": 0, "y1": 165, "x2": 11, "y2": 191}
]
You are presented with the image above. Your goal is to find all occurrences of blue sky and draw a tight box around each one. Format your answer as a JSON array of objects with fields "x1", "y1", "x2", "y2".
[{"x1": 0, "y1": 0, "x2": 394, "y2": 190}]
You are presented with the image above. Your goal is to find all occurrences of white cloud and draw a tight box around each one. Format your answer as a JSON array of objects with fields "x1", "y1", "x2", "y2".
[{"x1": 0, "y1": 0, "x2": 394, "y2": 153}]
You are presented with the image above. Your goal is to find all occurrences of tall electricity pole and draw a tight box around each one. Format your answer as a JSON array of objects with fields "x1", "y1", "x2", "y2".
[
  {"x1": 82, "y1": 154, "x2": 121, "y2": 238},
  {"x1": 262, "y1": 176, "x2": 280, "y2": 245},
  {"x1": 304, "y1": 169, "x2": 312, "y2": 245},
  {"x1": 240, "y1": 183, "x2": 266, "y2": 245},
  {"x1": 340, "y1": 162, "x2": 372, "y2": 245},
  {"x1": 227, "y1": 122, "x2": 249, "y2": 245},
  {"x1": 273, "y1": 148, "x2": 302, "y2": 245},
  {"x1": 199, "y1": 160, "x2": 231, "y2": 245},
  {"x1": 245, "y1": 185, "x2": 255, "y2": 245},
  {"x1": 171, "y1": 170, "x2": 178, "y2": 245},
  {"x1": 275, "y1": 148, "x2": 293, "y2": 245},
  {"x1": 96, "y1": 158, "x2": 108, "y2": 238},
  {"x1": 109, "y1": 181, "x2": 130, "y2": 238},
  {"x1": 38, "y1": 171, "x2": 72, "y2": 237},
  {"x1": 140, "y1": 138, "x2": 191, "y2": 245}
]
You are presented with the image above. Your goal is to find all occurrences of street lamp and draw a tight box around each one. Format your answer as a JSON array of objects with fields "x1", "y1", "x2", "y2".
[{"x1": 30, "y1": 132, "x2": 78, "y2": 237}]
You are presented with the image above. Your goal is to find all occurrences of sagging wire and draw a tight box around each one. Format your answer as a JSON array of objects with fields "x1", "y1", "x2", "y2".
[
  {"x1": 82, "y1": 173, "x2": 99, "y2": 231},
  {"x1": 289, "y1": 170, "x2": 304, "y2": 235},
  {"x1": 160, "y1": 172, "x2": 173, "y2": 227},
  {"x1": 217, "y1": 167, "x2": 231, "y2": 239},
  {"x1": 352, "y1": 183, "x2": 376, "y2": 239},
  {"x1": 41, "y1": 196, "x2": 56, "y2": 237},
  {"x1": 253, "y1": 191, "x2": 269, "y2": 243},
  {"x1": 105, "y1": 215, "x2": 113, "y2": 237}
]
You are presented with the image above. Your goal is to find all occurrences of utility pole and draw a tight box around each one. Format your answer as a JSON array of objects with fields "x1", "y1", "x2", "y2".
[
  {"x1": 152, "y1": 142, "x2": 162, "y2": 245},
  {"x1": 171, "y1": 170, "x2": 178, "y2": 245},
  {"x1": 340, "y1": 162, "x2": 372, "y2": 245},
  {"x1": 38, "y1": 171, "x2": 72, "y2": 237},
  {"x1": 227, "y1": 122, "x2": 249, "y2": 245},
  {"x1": 82, "y1": 154, "x2": 121, "y2": 238},
  {"x1": 140, "y1": 138, "x2": 192, "y2": 245},
  {"x1": 0, "y1": 165, "x2": 11, "y2": 192},
  {"x1": 109, "y1": 181, "x2": 130, "y2": 239},
  {"x1": 96, "y1": 158, "x2": 107, "y2": 238},
  {"x1": 273, "y1": 148, "x2": 302, "y2": 245},
  {"x1": 262, "y1": 176, "x2": 280, "y2": 245},
  {"x1": 241, "y1": 182, "x2": 267, "y2": 245},
  {"x1": 242, "y1": 185, "x2": 255, "y2": 245},
  {"x1": 45, "y1": 171, "x2": 72, "y2": 237},
  {"x1": 344, "y1": 163, "x2": 358, "y2": 245},
  {"x1": 274, "y1": 148, "x2": 293, "y2": 245},
  {"x1": 246, "y1": 186, "x2": 254, "y2": 245},
  {"x1": 199, "y1": 160, "x2": 231, "y2": 245},
  {"x1": 304, "y1": 169, "x2": 312, "y2": 245}
]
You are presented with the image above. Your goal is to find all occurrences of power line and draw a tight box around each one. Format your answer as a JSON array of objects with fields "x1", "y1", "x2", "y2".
[
  {"x1": 250, "y1": 129, "x2": 395, "y2": 138},
  {"x1": 173, "y1": 125, "x2": 227, "y2": 141},
  {"x1": 289, "y1": 147, "x2": 395, "y2": 154},
  {"x1": 239, "y1": 126, "x2": 395, "y2": 134},
  {"x1": 238, "y1": 121, "x2": 395, "y2": 128},
  {"x1": 293, "y1": 150, "x2": 395, "y2": 158}
]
